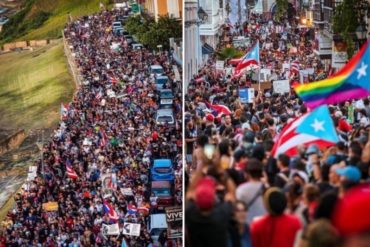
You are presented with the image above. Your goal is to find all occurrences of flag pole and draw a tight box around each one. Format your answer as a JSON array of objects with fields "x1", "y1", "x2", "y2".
[{"x1": 258, "y1": 68, "x2": 261, "y2": 91}]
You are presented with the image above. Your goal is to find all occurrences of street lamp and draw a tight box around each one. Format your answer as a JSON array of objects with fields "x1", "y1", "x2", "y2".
[
  {"x1": 198, "y1": 7, "x2": 208, "y2": 22},
  {"x1": 356, "y1": 25, "x2": 367, "y2": 46}
]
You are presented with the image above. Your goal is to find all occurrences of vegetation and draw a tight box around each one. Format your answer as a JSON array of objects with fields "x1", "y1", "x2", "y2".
[
  {"x1": 333, "y1": 0, "x2": 361, "y2": 58},
  {"x1": 124, "y1": 15, "x2": 182, "y2": 50},
  {"x1": 217, "y1": 47, "x2": 244, "y2": 60},
  {"x1": 0, "y1": 41, "x2": 74, "y2": 130},
  {"x1": 0, "y1": 0, "x2": 113, "y2": 44},
  {"x1": 275, "y1": 0, "x2": 289, "y2": 21}
]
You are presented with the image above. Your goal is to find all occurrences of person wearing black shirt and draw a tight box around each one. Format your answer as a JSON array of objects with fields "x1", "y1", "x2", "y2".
[{"x1": 274, "y1": 154, "x2": 291, "y2": 188}]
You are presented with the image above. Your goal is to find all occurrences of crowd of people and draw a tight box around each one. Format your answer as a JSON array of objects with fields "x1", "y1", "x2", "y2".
[
  {"x1": 0, "y1": 8, "x2": 182, "y2": 247},
  {"x1": 185, "y1": 13, "x2": 370, "y2": 247}
]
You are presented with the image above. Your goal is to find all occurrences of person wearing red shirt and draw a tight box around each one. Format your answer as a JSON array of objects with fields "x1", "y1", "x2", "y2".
[{"x1": 250, "y1": 187, "x2": 302, "y2": 247}]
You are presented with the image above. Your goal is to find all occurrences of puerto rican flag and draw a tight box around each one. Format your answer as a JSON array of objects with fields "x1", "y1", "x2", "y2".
[
  {"x1": 127, "y1": 204, "x2": 137, "y2": 215},
  {"x1": 205, "y1": 102, "x2": 231, "y2": 117},
  {"x1": 66, "y1": 160, "x2": 78, "y2": 179},
  {"x1": 271, "y1": 105, "x2": 339, "y2": 158},
  {"x1": 109, "y1": 76, "x2": 118, "y2": 86},
  {"x1": 290, "y1": 60, "x2": 300, "y2": 75},
  {"x1": 99, "y1": 129, "x2": 108, "y2": 147},
  {"x1": 103, "y1": 201, "x2": 119, "y2": 221},
  {"x1": 137, "y1": 206, "x2": 150, "y2": 215},
  {"x1": 233, "y1": 41, "x2": 260, "y2": 76},
  {"x1": 60, "y1": 103, "x2": 69, "y2": 120},
  {"x1": 95, "y1": 90, "x2": 103, "y2": 100}
]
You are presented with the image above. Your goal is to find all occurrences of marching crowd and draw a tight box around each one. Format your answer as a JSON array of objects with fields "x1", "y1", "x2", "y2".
[
  {"x1": 185, "y1": 13, "x2": 370, "y2": 247},
  {"x1": 0, "y1": 8, "x2": 182, "y2": 247}
]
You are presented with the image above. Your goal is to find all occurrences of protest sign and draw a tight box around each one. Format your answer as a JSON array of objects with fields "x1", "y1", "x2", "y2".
[
  {"x1": 166, "y1": 206, "x2": 182, "y2": 239},
  {"x1": 239, "y1": 88, "x2": 255, "y2": 104},
  {"x1": 42, "y1": 202, "x2": 58, "y2": 211},
  {"x1": 273, "y1": 80, "x2": 290, "y2": 94},
  {"x1": 102, "y1": 223, "x2": 120, "y2": 235},
  {"x1": 121, "y1": 188, "x2": 134, "y2": 196},
  {"x1": 122, "y1": 223, "x2": 141, "y2": 237},
  {"x1": 216, "y1": 60, "x2": 224, "y2": 70}
]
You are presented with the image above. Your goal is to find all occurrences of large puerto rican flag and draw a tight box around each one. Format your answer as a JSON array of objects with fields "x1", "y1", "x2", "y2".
[
  {"x1": 233, "y1": 41, "x2": 260, "y2": 76},
  {"x1": 271, "y1": 105, "x2": 339, "y2": 157}
]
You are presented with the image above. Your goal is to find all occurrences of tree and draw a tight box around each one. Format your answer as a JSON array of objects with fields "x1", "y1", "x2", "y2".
[
  {"x1": 332, "y1": 0, "x2": 362, "y2": 58},
  {"x1": 275, "y1": 0, "x2": 289, "y2": 22}
]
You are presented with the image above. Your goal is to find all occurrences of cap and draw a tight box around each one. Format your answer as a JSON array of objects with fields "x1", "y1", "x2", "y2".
[
  {"x1": 336, "y1": 166, "x2": 361, "y2": 182},
  {"x1": 293, "y1": 170, "x2": 309, "y2": 183},
  {"x1": 333, "y1": 186, "x2": 370, "y2": 236},
  {"x1": 206, "y1": 114, "x2": 215, "y2": 122},
  {"x1": 195, "y1": 176, "x2": 216, "y2": 210},
  {"x1": 263, "y1": 187, "x2": 287, "y2": 215}
]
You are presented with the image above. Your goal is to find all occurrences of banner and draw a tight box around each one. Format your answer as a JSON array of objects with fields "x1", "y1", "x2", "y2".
[
  {"x1": 273, "y1": 80, "x2": 290, "y2": 94},
  {"x1": 42, "y1": 202, "x2": 58, "y2": 211},
  {"x1": 239, "y1": 88, "x2": 255, "y2": 104},
  {"x1": 102, "y1": 223, "x2": 120, "y2": 235},
  {"x1": 121, "y1": 188, "x2": 134, "y2": 196},
  {"x1": 122, "y1": 223, "x2": 141, "y2": 237},
  {"x1": 166, "y1": 206, "x2": 182, "y2": 239}
]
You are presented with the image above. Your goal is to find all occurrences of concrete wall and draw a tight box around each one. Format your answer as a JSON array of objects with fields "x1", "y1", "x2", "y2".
[{"x1": 1, "y1": 39, "x2": 58, "y2": 52}]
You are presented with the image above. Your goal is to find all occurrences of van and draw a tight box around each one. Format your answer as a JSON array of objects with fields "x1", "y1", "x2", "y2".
[
  {"x1": 159, "y1": 89, "x2": 174, "y2": 107},
  {"x1": 149, "y1": 65, "x2": 164, "y2": 76},
  {"x1": 151, "y1": 159, "x2": 174, "y2": 181},
  {"x1": 148, "y1": 214, "x2": 168, "y2": 245},
  {"x1": 151, "y1": 181, "x2": 173, "y2": 207},
  {"x1": 155, "y1": 75, "x2": 169, "y2": 89},
  {"x1": 155, "y1": 108, "x2": 174, "y2": 126},
  {"x1": 131, "y1": 43, "x2": 144, "y2": 50}
]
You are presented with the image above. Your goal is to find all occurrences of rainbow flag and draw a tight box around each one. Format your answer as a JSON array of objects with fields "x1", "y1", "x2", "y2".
[{"x1": 295, "y1": 41, "x2": 370, "y2": 109}]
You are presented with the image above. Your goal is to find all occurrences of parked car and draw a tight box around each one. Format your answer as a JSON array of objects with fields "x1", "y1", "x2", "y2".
[
  {"x1": 149, "y1": 65, "x2": 164, "y2": 76},
  {"x1": 148, "y1": 214, "x2": 168, "y2": 245},
  {"x1": 131, "y1": 43, "x2": 143, "y2": 50},
  {"x1": 155, "y1": 75, "x2": 169, "y2": 89},
  {"x1": 159, "y1": 89, "x2": 174, "y2": 107},
  {"x1": 112, "y1": 21, "x2": 122, "y2": 31},
  {"x1": 151, "y1": 159, "x2": 174, "y2": 181},
  {"x1": 155, "y1": 108, "x2": 174, "y2": 126},
  {"x1": 151, "y1": 181, "x2": 173, "y2": 207}
]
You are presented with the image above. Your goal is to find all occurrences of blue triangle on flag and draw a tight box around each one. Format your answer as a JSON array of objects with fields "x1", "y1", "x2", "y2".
[{"x1": 296, "y1": 105, "x2": 339, "y2": 143}]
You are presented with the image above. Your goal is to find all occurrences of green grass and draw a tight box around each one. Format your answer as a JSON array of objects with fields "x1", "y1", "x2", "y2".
[
  {"x1": 0, "y1": 40, "x2": 74, "y2": 130},
  {"x1": 0, "y1": 0, "x2": 113, "y2": 43},
  {"x1": 21, "y1": 0, "x2": 112, "y2": 40}
]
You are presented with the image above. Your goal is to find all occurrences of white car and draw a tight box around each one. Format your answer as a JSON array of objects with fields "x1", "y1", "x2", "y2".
[
  {"x1": 148, "y1": 214, "x2": 168, "y2": 246},
  {"x1": 156, "y1": 109, "x2": 174, "y2": 125},
  {"x1": 149, "y1": 65, "x2": 164, "y2": 76}
]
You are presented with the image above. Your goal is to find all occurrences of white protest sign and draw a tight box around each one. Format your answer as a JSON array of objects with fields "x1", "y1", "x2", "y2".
[
  {"x1": 260, "y1": 69, "x2": 271, "y2": 82},
  {"x1": 122, "y1": 223, "x2": 141, "y2": 237},
  {"x1": 216, "y1": 60, "x2": 224, "y2": 70},
  {"x1": 121, "y1": 188, "x2": 134, "y2": 196},
  {"x1": 102, "y1": 223, "x2": 120, "y2": 235},
  {"x1": 273, "y1": 80, "x2": 290, "y2": 94},
  {"x1": 27, "y1": 166, "x2": 38, "y2": 181}
]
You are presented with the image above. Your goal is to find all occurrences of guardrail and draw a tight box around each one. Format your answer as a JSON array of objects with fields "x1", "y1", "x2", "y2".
[{"x1": 61, "y1": 31, "x2": 82, "y2": 88}]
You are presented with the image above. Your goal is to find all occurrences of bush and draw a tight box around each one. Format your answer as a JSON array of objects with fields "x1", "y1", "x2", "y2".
[{"x1": 217, "y1": 47, "x2": 244, "y2": 60}]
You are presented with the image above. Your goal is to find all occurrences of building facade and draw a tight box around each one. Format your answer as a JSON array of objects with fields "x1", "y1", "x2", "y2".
[
  {"x1": 184, "y1": 0, "x2": 200, "y2": 91},
  {"x1": 144, "y1": 0, "x2": 183, "y2": 21},
  {"x1": 198, "y1": 0, "x2": 224, "y2": 48}
]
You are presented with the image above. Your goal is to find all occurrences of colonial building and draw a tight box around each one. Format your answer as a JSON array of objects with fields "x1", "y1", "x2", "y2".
[{"x1": 144, "y1": 0, "x2": 182, "y2": 21}]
